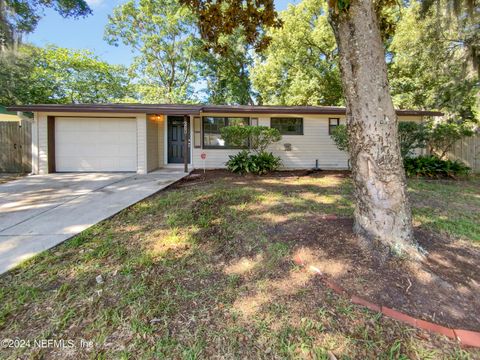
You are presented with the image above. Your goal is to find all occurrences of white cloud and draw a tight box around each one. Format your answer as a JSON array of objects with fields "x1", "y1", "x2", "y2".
[{"x1": 86, "y1": 0, "x2": 105, "y2": 8}]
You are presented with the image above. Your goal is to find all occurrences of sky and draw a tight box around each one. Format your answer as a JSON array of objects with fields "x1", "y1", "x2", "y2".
[{"x1": 26, "y1": 0, "x2": 297, "y2": 67}]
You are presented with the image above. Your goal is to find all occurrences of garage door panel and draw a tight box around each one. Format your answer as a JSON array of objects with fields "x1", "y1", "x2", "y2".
[{"x1": 55, "y1": 117, "x2": 137, "y2": 172}]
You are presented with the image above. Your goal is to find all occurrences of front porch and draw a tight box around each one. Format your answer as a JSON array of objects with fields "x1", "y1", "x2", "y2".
[{"x1": 146, "y1": 114, "x2": 194, "y2": 173}]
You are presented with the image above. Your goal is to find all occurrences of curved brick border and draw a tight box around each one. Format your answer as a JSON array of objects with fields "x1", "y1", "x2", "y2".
[{"x1": 293, "y1": 255, "x2": 480, "y2": 348}]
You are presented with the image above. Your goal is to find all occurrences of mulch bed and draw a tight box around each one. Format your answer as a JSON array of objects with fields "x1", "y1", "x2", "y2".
[
  {"x1": 275, "y1": 217, "x2": 480, "y2": 332},
  {"x1": 173, "y1": 168, "x2": 350, "y2": 187}
]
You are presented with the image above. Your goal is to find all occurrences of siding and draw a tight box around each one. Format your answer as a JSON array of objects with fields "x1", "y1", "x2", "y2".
[
  {"x1": 157, "y1": 115, "x2": 165, "y2": 167},
  {"x1": 191, "y1": 114, "x2": 423, "y2": 169},
  {"x1": 146, "y1": 116, "x2": 159, "y2": 172}
]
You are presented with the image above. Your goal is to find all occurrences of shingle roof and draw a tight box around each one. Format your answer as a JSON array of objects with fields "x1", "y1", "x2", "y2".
[{"x1": 7, "y1": 103, "x2": 444, "y2": 117}]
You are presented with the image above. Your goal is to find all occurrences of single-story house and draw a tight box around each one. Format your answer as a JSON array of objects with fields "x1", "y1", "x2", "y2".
[{"x1": 7, "y1": 104, "x2": 442, "y2": 174}]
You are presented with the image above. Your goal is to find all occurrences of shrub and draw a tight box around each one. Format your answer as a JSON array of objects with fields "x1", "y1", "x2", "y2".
[
  {"x1": 330, "y1": 122, "x2": 430, "y2": 158},
  {"x1": 403, "y1": 155, "x2": 471, "y2": 178},
  {"x1": 426, "y1": 121, "x2": 476, "y2": 159},
  {"x1": 220, "y1": 125, "x2": 282, "y2": 154},
  {"x1": 330, "y1": 124, "x2": 348, "y2": 152},
  {"x1": 226, "y1": 150, "x2": 281, "y2": 175},
  {"x1": 398, "y1": 121, "x2": 429, "y2": 158},
  {"x1": 222, "y1": 125, "x2": 282, "y2": 175}
]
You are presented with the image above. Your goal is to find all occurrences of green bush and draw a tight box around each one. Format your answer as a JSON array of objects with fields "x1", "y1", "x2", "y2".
[
  {"x1": 226, "y1": 150, "x2": 281, "y2": 175},
  {"x1": 403, "y1": 155, "x2": 470, "y2": 178},
  {"x1": 220, "y1": 126, "x2": 282, "y2": 153}
]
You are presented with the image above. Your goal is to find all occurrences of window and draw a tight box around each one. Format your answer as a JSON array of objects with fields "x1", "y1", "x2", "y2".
[
  {"x1": 270, "y1": 118, "x2": 303, "y2": 135},
  {"x1": 202, "y1": 117, "x2": 250, "y2": 148},
  {"x1": 329, "y1": 118, "x2": 340, "y2": 135}
]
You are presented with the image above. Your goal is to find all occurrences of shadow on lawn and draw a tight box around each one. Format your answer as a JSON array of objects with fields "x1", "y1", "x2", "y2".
[{"x1": 0, "y1": 172, "x2": 474, "y2": 359}]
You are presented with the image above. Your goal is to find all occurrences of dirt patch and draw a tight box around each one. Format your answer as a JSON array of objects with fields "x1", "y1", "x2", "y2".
[
  {"x1": 275, "y1": 216, "x2": 480, "y2": 331},
  {"x1": 172, "y1": 169, "x2": 350, "y2": 189}
]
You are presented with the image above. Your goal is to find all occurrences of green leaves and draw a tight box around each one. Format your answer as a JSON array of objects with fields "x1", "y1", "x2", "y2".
[
  {"x1": 0, "y1": 45, "x2": 132, "y2": 106},
  {"x1": 389, "y1": 2, "x2": 479, "y2": 123},
  {"x1": 220, "y1": 125, "x2": 282, "y2": 153},
  {"x1": 251, "y1": 0, "x2": 343, "y2": 106},
  {"x1": 398, "y1": 122, "x2": 429, "y2": 158},
  {"x1": 104, "y1": 0, "x2": 201, "y2": 103},
  {"x1": 226, "y1": 150, "x2": 282, "y2": 175},
  {"x1": 404, "y1": 155, "x2": 471, "y2": 178},
  {"x1": 329, "y1": 125, "x2": 349, "y2": 152}
]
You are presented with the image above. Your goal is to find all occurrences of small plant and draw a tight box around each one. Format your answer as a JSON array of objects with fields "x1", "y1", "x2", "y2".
[
  {"x1": 426, "y1": 121, "x2": 476, "y2": 159},
  {"x1": 330, "y1": 124, "x2": 349, "y2": 152},
  {"x1": 226, "y1": 150, "x2": 281, "y2": 175},
  {"x1": 398, "y1": 121, "x2": 429, "y2": 158},
  {"x1": 330, "y1": 121, "x2": 430, "y2": 158},
  {"x1": 222, "y1": 125, "x2": 282, "y2": 174},
  {"x1": 220, "y1": 125, "x2": 282, "y2": 154},
  {"x1": 403, "y1": 155, "x2": 471, "y2": 178}
]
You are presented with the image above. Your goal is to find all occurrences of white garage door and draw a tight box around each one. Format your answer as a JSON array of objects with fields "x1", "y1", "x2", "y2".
[{"x1": 55, "y1": 117, "x2": 137, "y2": 172}]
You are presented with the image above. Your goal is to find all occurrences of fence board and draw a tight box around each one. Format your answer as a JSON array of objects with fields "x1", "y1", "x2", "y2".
[
  {"x1": 445, "y1": 134, "x2": 480, "y2": 173},
  {"x1": 0, "y1": 120, "x2": 32, "y2": 173}
]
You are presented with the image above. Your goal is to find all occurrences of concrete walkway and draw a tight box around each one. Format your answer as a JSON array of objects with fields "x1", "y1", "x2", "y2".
[{"x1": 0, "y1": 169, "x2": 188, "y2": 274}]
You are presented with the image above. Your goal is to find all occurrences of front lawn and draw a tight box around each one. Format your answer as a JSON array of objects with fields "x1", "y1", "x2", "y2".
[{"x1": 0, "y1": 171, "x2": 478, "y2": 359}]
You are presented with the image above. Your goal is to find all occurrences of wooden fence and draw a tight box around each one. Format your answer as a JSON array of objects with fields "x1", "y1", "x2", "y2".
[
  {"x1": 445, "y1": 134, "x2": 480, "y2": 173},
  {"x1": 0, "y1": 120, "x2": 32, "y2": 173}
]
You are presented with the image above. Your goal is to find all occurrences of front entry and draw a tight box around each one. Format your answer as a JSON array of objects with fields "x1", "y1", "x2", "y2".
[{"x1": 167, "y1": 116, "x2": 190, "y2": 164}]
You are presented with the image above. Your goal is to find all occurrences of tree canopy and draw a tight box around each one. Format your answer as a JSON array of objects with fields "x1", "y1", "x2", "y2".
[
  {"x1": 251, "y1": 0, "x2": 343, "y2": 106},
  {"x1": 0, "y1": 45, "x2": 131, "y2": 105},
  {"x1": 105, "y1": 0, "x2": 201, "y2": 103}
]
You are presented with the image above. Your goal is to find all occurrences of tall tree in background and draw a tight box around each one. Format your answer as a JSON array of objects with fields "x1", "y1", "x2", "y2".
[
  {"x1": 105, "y1": 0, "x2": 202, "y2": 103},
  {"x1": 251, "y1": 0, "x2": 343, "y2": 106},
  {"x1": 180, "y1": 0, "x2": 477, "y2": 260},
  {"x1": 389, "y1": 1, "x2": 479, "y2": 122},
  {"x1": 0, "y1": 0, "x2": 91, "y2": 51},
  {"x1": 0, "y1": 45, "x2": 131, "y2": 105},
  {"x1": 199, "y1": 31, "x2": 254, "y2": 104}
]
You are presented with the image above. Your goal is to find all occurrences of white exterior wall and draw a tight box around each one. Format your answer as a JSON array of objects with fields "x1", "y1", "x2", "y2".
[
  {"x1": 191, "y1": 113, "x2": 349, "y2": 169},
  {"x1": 38, "y1": 113, "x2": 48, "y2": 174},
  {"x1": 31, "y1": 113, "x2": 39, "y2": 174},
  {"x1": 191, "y1": 114, "x2": 423, "y2": 169},
  {"x1": 29, "y1": 111, "x2": 423, "y2": 174},
  {"x1": 136, "y1": 114, "x2": 147, "y2": 174},
  {"x1": 146, "y1": 116, "x2": 159, "y2": 172}
]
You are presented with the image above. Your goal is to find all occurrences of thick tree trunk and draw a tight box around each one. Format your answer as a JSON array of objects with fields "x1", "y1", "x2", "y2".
[{"x1": 329, "y1": 0, "x2": 421, "y2": 259}]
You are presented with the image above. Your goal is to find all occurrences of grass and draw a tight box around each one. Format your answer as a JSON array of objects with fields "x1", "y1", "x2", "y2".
[
  {"x1": 0, "y1": 171, "x2": 479, "y2": 359},
  {"x1": 408, "y1": 175, "x2": 480, "y2": 242}
]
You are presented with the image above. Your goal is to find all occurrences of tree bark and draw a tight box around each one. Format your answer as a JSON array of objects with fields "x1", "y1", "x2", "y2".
[{"x1": 328, "y1": 0, "x2": 421, "y2": 260}]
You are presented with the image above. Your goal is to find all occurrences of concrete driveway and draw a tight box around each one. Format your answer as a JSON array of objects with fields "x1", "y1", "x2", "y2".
[{"x1": 0, "y1": 169, "x2": 188, "y2": 274}]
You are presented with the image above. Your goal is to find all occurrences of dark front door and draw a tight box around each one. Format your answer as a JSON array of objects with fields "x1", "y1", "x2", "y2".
[{"x1": 168, "y1": 116, "x2": 190, "y2": 164}]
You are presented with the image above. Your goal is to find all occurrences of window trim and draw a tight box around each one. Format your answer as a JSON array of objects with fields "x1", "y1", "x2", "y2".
[
  {"x1": 270, "y1": 117, "x2": 304, "y2": 135},
  {"x1": 202, "y1": 116, "x2": 250, "y2": 149},
  {"x1": 328, "y1": 118, "x2": 340, "y2": 135}
]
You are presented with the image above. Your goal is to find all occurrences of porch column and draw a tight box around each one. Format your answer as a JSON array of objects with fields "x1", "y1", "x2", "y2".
[{"x1": 183, "y1": 114, "x2": 189, "y2": 173}]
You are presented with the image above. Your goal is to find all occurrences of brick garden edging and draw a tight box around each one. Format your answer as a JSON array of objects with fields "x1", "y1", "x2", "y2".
[{"x1": 293, "y1": 254, "x2": 480, "y2": 348}]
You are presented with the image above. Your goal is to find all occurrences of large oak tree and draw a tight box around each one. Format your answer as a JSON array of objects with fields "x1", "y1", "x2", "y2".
[{"x1": 180, "y1": 0, "x2": 477, "y2": 260}]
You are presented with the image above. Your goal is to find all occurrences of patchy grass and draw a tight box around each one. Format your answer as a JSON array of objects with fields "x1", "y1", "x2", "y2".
[
  {"x1": 0, "y1": 171, "x2": 478, "y2": 359},
  {"x1": 408, "y1": 175, "x2": 480, "y2": 242}
]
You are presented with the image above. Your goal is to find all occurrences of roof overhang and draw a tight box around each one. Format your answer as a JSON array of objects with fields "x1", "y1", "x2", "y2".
[{"x1": 7, "y1": 103, "x2": 444, "y2": 117}]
